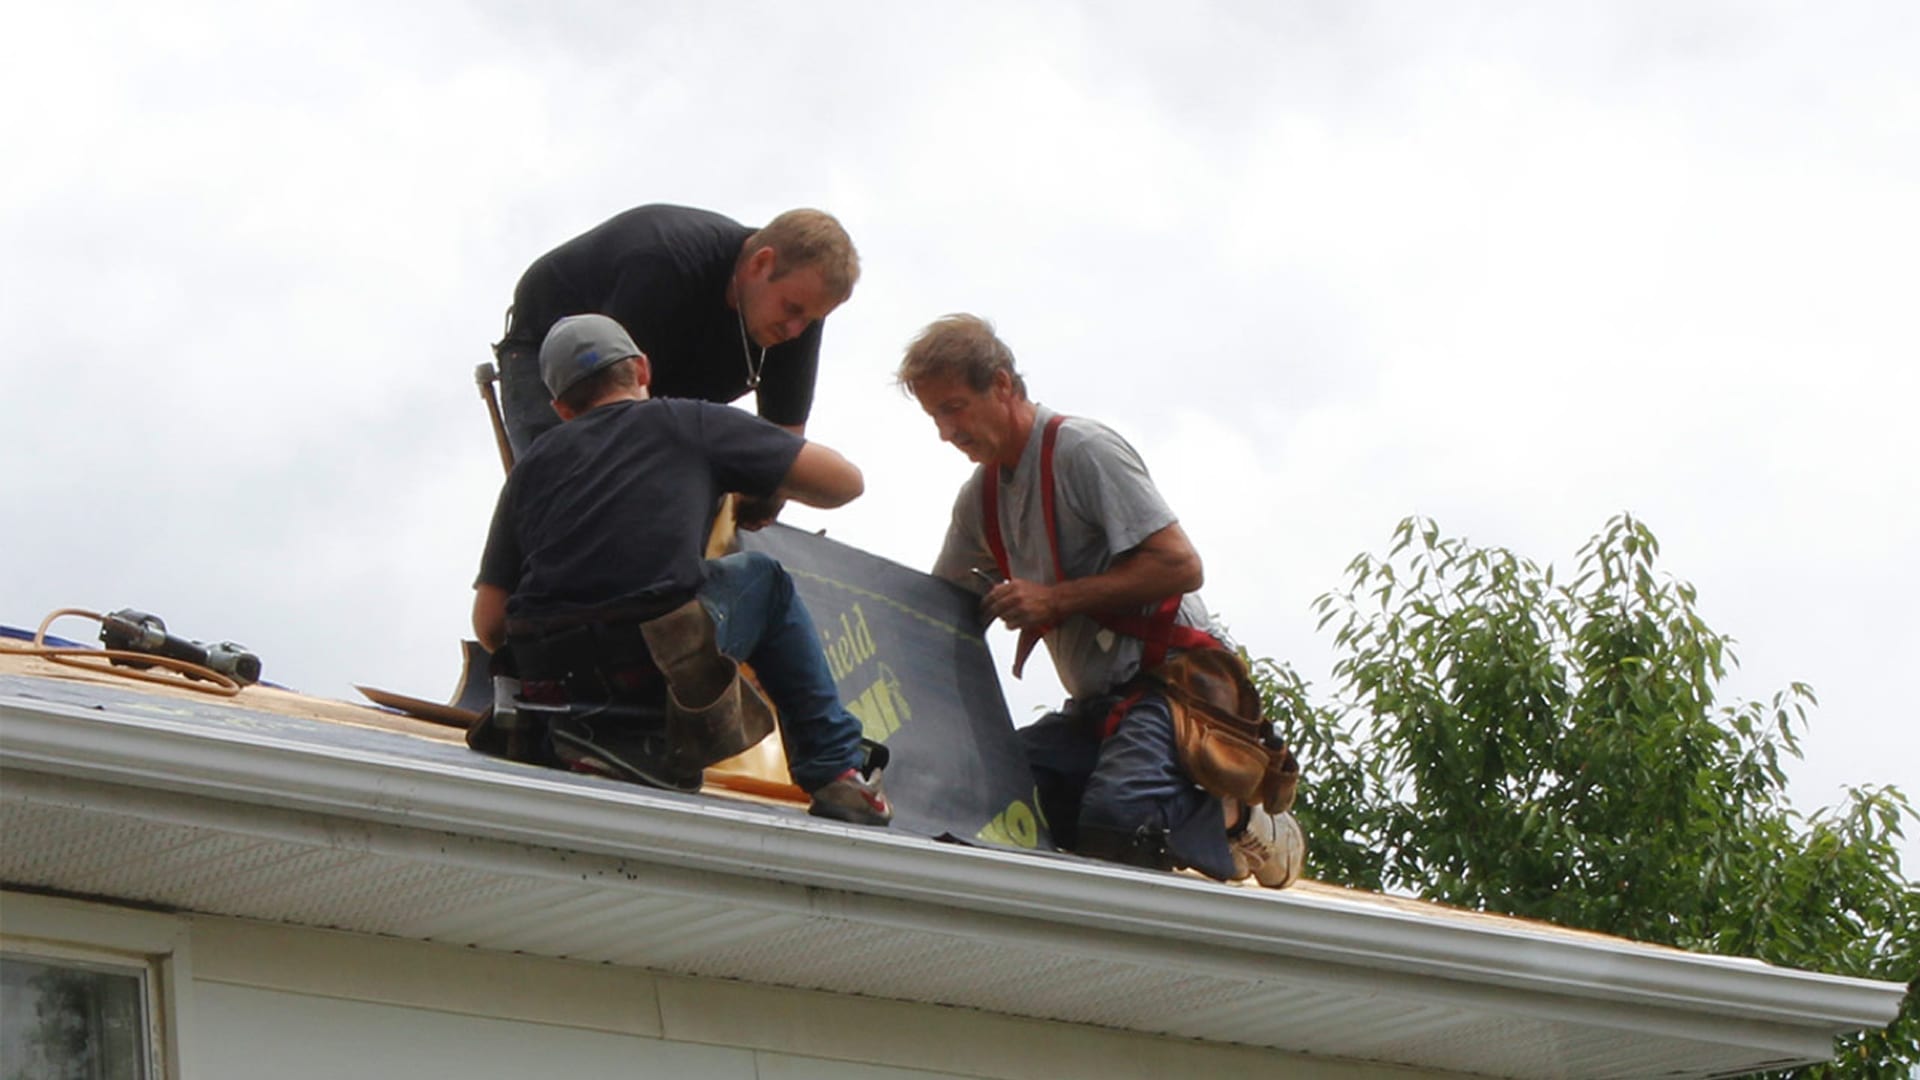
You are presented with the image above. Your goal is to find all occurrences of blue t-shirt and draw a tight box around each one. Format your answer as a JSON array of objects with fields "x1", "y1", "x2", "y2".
[{"x1": 477, "y1": 397, "x2": 801, "y2": 622}]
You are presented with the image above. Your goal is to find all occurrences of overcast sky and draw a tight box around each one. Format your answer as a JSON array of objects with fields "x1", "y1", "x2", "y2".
[{"x1": 3, "y1": 1, "x2": 1915, "y2": 872}]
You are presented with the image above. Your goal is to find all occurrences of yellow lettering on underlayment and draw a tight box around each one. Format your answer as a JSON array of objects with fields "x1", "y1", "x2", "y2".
[
  {"x1": 846, "y1": 661, "x2": 911, "y2": 742},
  {"x1": 975, "y1": 798, "x2": 1041, "y2": 849},
  {"x1": 820, "y1": 604, "x2": 877, "y2": 683}
]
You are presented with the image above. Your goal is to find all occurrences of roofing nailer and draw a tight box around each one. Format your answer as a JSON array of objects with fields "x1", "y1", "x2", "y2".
[{"x1": 99, "y1": 608, "x2": 262, "y2": 686}]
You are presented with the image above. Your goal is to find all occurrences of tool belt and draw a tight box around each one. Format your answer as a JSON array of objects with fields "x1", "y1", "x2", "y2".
[
  {"x1": 635, "y1": 598, "x2": 776, "y2": 768},
  {"x1": 1127, "y1": 648, "x2": 1299, "y2": 814},
  {"x1": 509, "y1": 616, "x2": 663, "y2": 700},
  {"x1": 471, "y1": 598, "x2": 775, "y2": 787}
]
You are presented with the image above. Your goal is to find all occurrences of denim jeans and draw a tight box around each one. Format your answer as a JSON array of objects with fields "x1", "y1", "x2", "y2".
[
  {"x1": 1020, "y1": 691, "x2": 1234, "y2": 880},
  {"x1": 697, "y1": 552, "x2": 866, "y2": 792},
  {"x1": 495, "y1": 339, "x2": 561, "y2": 461}
]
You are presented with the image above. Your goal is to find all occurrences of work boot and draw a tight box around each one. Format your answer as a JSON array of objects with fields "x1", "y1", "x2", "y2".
[
  {"x1": 808, "y1": 767, "x2": 893, "y2": 827},
  {"x1": 640, "y1": 599, "x2": 775, "y2": 767},
  {"x1": 1229, "y1": 805, "x2": 1306, "y2": 889}
]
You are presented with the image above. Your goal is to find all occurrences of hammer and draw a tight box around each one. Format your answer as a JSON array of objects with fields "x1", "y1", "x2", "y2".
[{"x1": 475, "y1": 362, "x2": 514, "y2": 475}]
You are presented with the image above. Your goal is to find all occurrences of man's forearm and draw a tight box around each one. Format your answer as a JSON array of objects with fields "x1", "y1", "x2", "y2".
[
  {"x1": 1050, "y1": 544, "x2": 1201, "y2": 618},
  {"x1": 473, "y1": 584, "x2": 509, "y2": 653}
]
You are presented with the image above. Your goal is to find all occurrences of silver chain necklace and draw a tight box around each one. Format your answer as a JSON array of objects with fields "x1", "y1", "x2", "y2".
[{"x1": 737, "y1": 308, "x2": 767, "y2": 390}]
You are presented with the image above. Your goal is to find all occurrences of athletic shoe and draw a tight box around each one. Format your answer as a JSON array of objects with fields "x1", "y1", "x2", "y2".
[
  {"x1": 808, "y1": 767, "x2": 893, "y2": 826},
  {"x1": 1229, "y1": 805, "x2": 1305, "y2": 889}
]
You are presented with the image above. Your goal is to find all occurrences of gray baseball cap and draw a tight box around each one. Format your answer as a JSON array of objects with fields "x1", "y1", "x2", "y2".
[{"x1": 539, "y1": 314, "x2": 643, "y2": 399}]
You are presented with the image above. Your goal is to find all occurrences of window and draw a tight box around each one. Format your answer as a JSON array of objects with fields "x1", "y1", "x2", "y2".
[
  {"x1": 0, "y1": 895, "x2": 182, "y2": 1080},
  {"x1": 2, "y1": 948, "x2": 156, "y2": 1080}
]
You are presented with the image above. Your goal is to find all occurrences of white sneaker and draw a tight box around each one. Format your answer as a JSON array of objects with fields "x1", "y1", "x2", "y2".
[{"x1": 1229, "y1": 805, "x2": 1305, "y2": 889}]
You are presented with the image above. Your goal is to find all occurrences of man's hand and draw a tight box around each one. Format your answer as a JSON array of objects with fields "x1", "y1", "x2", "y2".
[
  {"x1": 735, "y1": 493, "x2": 787, "y2": 531},
  {"x1": 975, "y1": 525, "x2": 1202, "y2": 635},
  {"x1": 982, "y1": 578, "x2": 1061, "y2": 631}
]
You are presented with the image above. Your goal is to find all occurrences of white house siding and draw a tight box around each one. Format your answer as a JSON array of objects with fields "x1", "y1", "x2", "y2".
[
  {"x1": 195, "y1": 986, "x2": 757, "y2": 1080},
  {"x1": 2, "y1": 896, "x2": 1442, "y2": 1080}
]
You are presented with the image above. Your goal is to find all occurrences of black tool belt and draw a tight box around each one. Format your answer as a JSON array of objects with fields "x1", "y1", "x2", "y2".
[
  {"x1": 504, "y1": 594, "x2": 691, "y2": 702},
  {"x1": 504, "y1": 592, "x2": 691, "y2": 641},
  {"x1": 509, "y1": 621, "x2": 660, "y2": 704}
]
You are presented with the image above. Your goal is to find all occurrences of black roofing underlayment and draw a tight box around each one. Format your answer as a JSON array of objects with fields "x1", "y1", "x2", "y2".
[{"x1": 741, "y1": 524, "x2": 1052, "y2": 849}]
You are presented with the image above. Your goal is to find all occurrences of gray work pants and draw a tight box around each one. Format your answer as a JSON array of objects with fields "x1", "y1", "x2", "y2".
[{"x1": 494, "y1": 338, "x2": 561, "y2": 462}]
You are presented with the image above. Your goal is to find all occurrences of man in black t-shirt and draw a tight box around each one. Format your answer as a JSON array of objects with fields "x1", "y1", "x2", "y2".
[
  {"x1": 474, "y1": 314, "x2": 890, "y2": 826},
  {"x1": 493, "y1": 205, "x2": 859, "y2": 528}
]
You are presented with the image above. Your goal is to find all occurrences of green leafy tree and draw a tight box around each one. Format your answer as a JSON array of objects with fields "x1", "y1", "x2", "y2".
[{"x1": 1256, "y1": 514, "x2": 1918, "y2": 1077}]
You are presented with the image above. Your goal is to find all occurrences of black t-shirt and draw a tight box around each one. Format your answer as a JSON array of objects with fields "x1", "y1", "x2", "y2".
[
  {"x1": 507, "y1": 204, "x2": 822, "y2": 427},
  {"x1": 476, "y1": 398, "x2": 804, "y2": 621}
]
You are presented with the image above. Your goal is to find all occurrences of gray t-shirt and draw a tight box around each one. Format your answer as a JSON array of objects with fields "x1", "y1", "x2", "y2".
[{"x1": 933, "y1": 404, "x2": 1219, "y2": 700}]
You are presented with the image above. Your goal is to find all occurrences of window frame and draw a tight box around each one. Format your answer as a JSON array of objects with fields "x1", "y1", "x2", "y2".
[{"x1": 0, "y1": 892, "x2": 192, "y2": 1079}]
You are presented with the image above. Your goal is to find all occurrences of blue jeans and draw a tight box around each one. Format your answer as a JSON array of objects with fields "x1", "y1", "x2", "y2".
[
  {"x1": 1020, "y1": 692, "x2": 1234, "y2": 880},
  {"x1": 698, "y1": 552, "x2": 866, "y2": 792}
]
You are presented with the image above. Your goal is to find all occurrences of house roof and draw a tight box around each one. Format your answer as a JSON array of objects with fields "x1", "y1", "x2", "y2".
[{"x1": 0, "y1": 654, "x2": 1905, "y2": 1079}]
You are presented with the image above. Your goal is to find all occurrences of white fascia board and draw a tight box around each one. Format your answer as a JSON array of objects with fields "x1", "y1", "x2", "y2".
[{"x1": 1, "y1": 690, "x2": 1905, "y2": 1039}]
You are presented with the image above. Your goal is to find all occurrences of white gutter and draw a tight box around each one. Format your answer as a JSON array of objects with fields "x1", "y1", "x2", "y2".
[{"x1": 2, "y1": 686, "x2": 1905, "y2": 1041}]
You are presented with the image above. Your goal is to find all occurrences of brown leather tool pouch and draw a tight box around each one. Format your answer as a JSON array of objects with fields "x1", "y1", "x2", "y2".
[
  {"x1": 1157, "y1": 649, "x2": 1300, "y2": 814},
  {"x1": 640, "y1": 599, "x2": 776, "y2": 769}
]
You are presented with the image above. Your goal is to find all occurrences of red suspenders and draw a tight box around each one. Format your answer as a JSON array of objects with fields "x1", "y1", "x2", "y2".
[{"x1": 980, "y1": 414, "x2": 1220, "y2": 679}]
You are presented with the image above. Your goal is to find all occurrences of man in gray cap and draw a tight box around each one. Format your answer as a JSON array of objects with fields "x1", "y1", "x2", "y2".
[{"x1": 472, "y1": 314, "x2": 890, "y2": 825}]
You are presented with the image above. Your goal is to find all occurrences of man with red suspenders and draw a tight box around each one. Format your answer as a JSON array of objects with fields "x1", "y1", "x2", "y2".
[{"x1": 896, "y1": 314, "x2": 1302, "y2": 887}]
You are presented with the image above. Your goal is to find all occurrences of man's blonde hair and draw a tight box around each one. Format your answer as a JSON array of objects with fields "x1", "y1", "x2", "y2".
[
  {"x1": 894, "y1": 314, "x2": 1027, "y2": 399},
  {"x1": 746, "y1": 209, "x2": 860, "y2": 303}
]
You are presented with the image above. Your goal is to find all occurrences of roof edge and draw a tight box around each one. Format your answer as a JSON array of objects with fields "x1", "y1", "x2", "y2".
[{"x1": 2, "y1": 688, "x2": 1905, "y2": 1040}]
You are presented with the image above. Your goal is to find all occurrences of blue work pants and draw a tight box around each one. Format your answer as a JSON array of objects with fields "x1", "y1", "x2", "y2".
[
  {"x1": 1020, "y1": 691, "x2": 1234, "y2": 880},
  {"x1": 699, "y1": 552, "x2": 865, "y2": 792}
]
